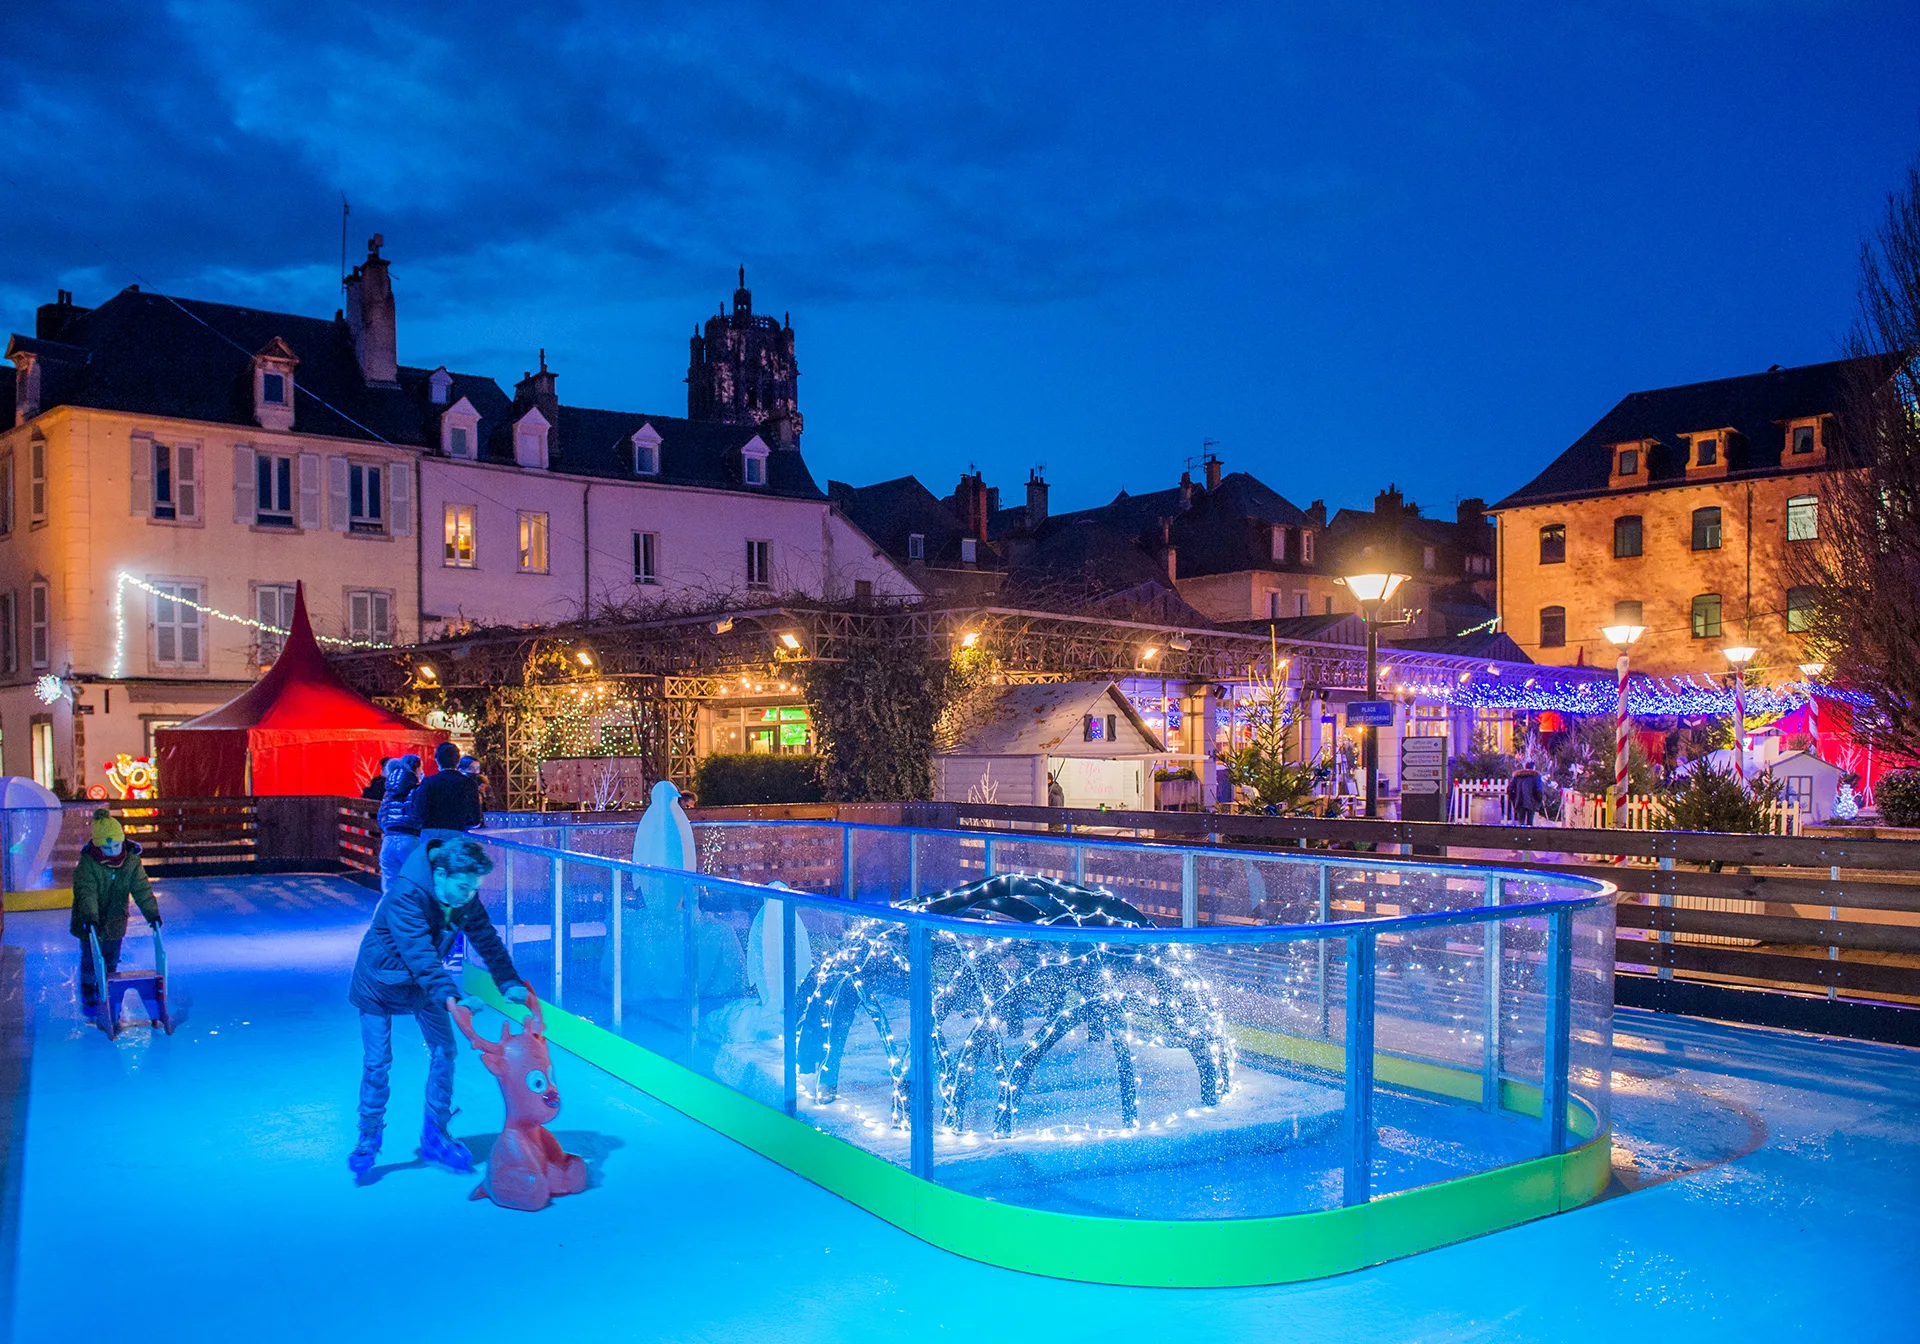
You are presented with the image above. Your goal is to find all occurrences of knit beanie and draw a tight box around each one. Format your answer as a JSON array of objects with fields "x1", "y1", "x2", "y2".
[{"x1": 91, "y1": 809, "x2": 125, "y2": 846}]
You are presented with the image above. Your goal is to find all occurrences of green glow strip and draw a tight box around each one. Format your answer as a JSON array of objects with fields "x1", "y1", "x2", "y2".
[{"x1": 469, "y1": 971, "x2": 1611, "y2": 1287}]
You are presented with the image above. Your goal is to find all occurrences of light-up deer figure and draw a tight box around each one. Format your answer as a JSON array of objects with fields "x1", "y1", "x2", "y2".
[{"x1": 450, "y1": 990, "x2": 589, "y2": 1211}]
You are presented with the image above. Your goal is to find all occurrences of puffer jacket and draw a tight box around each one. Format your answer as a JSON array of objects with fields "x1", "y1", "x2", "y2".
[
  {"x1": 348, "y1": 844, "x2": 520, "y2": 1014},
  {"x1": 377, "y1": 759, "x2": 422, "y2": 836},
  {"x1": 70, "y1": 842, "x2": 160, "y2": 938}
]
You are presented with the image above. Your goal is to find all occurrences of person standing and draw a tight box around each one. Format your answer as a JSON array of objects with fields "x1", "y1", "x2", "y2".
[
  {"x1": 361, "y1": 758, "x2": 391, "y2": 802},
  {"x1": 71, "y1": 809, "x2": 161, "y2": 1012},
  {"x1": 1507, "y1": 761, "x2": 1547, "y2": 826},
  {"x1": 347, "y1": 835, "x2": 525, "y2": 1176},
  {"x1": 376, "y1": 755, "x2": 424, "y2": 887},
  {"x1": 407, "y1": 741, "x2": 485, "y2": 835}
]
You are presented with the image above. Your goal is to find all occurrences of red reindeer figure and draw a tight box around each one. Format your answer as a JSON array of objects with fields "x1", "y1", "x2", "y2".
[{"x1": 449, "y1": 990, "x2": 588, "y2": 1211}]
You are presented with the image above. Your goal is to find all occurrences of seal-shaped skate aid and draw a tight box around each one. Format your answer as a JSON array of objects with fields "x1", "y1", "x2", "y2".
[{"x1": 450, "y1": 990, "x2": 588, "y2": 1210}]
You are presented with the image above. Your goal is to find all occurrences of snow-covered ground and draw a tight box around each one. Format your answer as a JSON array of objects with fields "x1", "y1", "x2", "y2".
[{"x1": 2, "y1": 874, "x2": 1916, "y2": 1343}]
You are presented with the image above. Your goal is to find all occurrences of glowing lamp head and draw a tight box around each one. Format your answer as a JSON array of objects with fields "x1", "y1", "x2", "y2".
[
  {"x1": 574, "y1": 649, "x2": 594, "y2": 667},
  {"x1": 416, "y1": 663, "x2": 438, "y2": 683},
  {"x1": 778, "y1": 631, "x2": 803, "y2": 651},
  {"x1": 1721, "y1": 646, "x2": 1759, "y2": 667},
  {"x1": 1141, "y1": 646, "x2": 1159, "y2": 662},
  {"x1": 1338, "y1": 572, "x2": 1408, "y2": 605},
  {"x1": 1601, "y1": 624, "x2": 1645, "y2": 648},
  {"x1": 959, "y1": 630, "x2": 980, "y2": 649},
  {"x1": 1799, "y1": 661, "x2": 1827, "y2": 679}
]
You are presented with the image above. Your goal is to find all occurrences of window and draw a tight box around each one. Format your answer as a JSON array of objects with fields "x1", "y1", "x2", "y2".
[
  {"x1": 854, "y1": 579, "x2": 873, "y2": 602},
  {"x1": 1324, "y1": 595, "x2": 1334, "y2": 615},
  {"x1": 1792, "y1": 425, "x2": 1816, "y2": 455},
  {"x1": 29, "y1": 580, "x2": 48, "y2": 668},
  {"x1": 1617, "y1": 447, "x2": 1639, "y2": 476},
  {"x1": 1786, "y1": 585, "x2": 1817, "y2": 633},
  {"x1": 1539, "y1": 524, "x2": 1566, "y2": 564},
  {"x1": 1267, "y1": 591, "x2": 1281, "y2": 619},
  {"x1": 347, "y1": 589, "x2": 393, "y2": 644},
  {"x1": 1787, "y1": 494, "x2": 1817, "y2": 542},
  {"x1": 960, "y1": 537, "x2": 977, "y2": 564},
  {"x1": 256, "y1": 452, "x2": 295, "y2": 527},
  {"x1": 0, "y1": 590, "x2": 15, "y2": 673},
  {"x1": 907, "y1": 533, "x2": 926, "y2": 561},
  {"x1": 261, "y1": 372, "x2": 286, "y2": 405},
  {"x1": 28, "y1": 433, "x2": 46, "y2": 524},
  {"x1": 141, "y1": 439, "x2": 201, "y2": 523},
  {"x1": 441, "y1": 398, "x2": 480, "y2": 460},
  {"x1": 448, "y1": 426, "x2": 469, "y2": 458},
  {"x1": 1465, "y1": 553, "x2": 1491, "y2": 576},
  {"x1": 517, "y1": 512, "x2": 549, "y2": 573},
  {"x1": 1691, "y1": 593, "x2": 1722, "y2": 639},
  {"x1": 443, "y1": 504, "x2": 476, "y2": 567},
  {"x1": 150, "y1": 580, "x2": 204, "y2": 667},
  {"x1": 744, "y1": 455, "x2": 766, "y2": 486},
  {"x1": 1695, "y1": 436, "x2": 1718, "y2": 466},
  {"x1": 1422, "y1": 545, "x2": 1436, "y2": 571},
  {"x1": 255, "y1": 584, "x2": 296, "y2": 665},
  {"x1": 746, "y1": 539, "x2": 772, "y2": 589},
  {"x1": 1613, "y1": 515, "x2": 1642, "y2": 558},
  {"x1": 513, "y1": 411, "x2": 550, "y2": 469},
  {"x1": 1270, "y1": 527, "x2": 1287, "y2": 563},
  {"x1": 633, "y1": 531, "x2": 659, "y2": 585},
  {"x1": 0, "y1": 450, "x2": 12, "y2": 535},
  {"x1": 429, "y1": 369, "x2": 453, "y2": 405},
  {"x1": 1614, "y1": 599, "x2": 1643, "y2": 625},
  {"x1": 632, "y1": 430, "x2": 661, "y2": 476},
  {"x1": 1691, "y1": 506, "x2": 1722, "y2": 551},
  {"x1": 1539, "y1": 606, "x2": 1566, "y2": 648},
  {"x1": 30, "y1": 719, "x2": 52, "y2": 790},
  {"x1": 1300, "y1": 530, "x2": 1315, "y2": 564},
  {"x1": 1294, "y1": 591, "x2": 1309, "y2": 617},
  {"x1": 347, "y1": 462, "x2": 384, "y2": 534}
]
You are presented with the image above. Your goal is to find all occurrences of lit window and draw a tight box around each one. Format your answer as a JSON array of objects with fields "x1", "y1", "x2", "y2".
[
  {"x1": 1614, "y1": 599, "x2": 1643, "y2": 625},
  {"x1": 348, "y1": 462, "x2": 384, "y2": 534},
  {"x1": 518, "y1": 512, "x2": 550, "y2": 573},
  {"x1": 634, "y1": 531, "x2": 659, "y2": 585},
  {"x1": 443, "y1": 504, "x2": 476, "y2": 568},
  {"x1": 1792, "y1": 425, "x2": 1816, "y2": 455},
  {"x1": 1691, "y1": 593, "x2": 1722, "y2": 639},
  {"x1": 1786, "y1": 495, "x2": 1817, "y2": 542},
  {"x1": 1539, "y1": 606, "x2": 1566, "y2": 648},
  {"x1": 1786, "y1": 585, "x2": 1816, "y2": 633},
  {"x1": 255, "y1": 584, "x2": 296, "y2": 664},
  {"x1": 746, "y1": 539, "x2": 771, "y2": 589},
  {"x1": 1614, "y1": 515, "x2": 1642, "y2": 558},
  {"x1": 150, "y1": 580, "x2": 204, "y2": 667},
  {"x1": 347, "y1": 589, "x2": 393, "y2": 643},
  {"x1": 1539, "y1": 524, "x2": 1566, "y2": 564},
  {"x1": 256, "y1": 453, "x2": 295, "y2": 527},
  {"x1": 1691, "y1": 507, "x2": 1721, "y2": 551}
]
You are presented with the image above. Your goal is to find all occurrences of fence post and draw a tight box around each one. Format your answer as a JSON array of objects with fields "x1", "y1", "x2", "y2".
[
  {"x1": 909, "y1": 920, "x2": 934, "y2": 1179},
  {"x1": 610, "y1": 868, "x2": 623, "y2": 1030},
  {"x1": 1657, "y1": 856, "x2": 1675, "y2": 981},
  {"x1": 1180, "y1": 850, "x2": 1198, "y2": 928},
  {"x1": 1829, "y1": 864, "x2": 1840, "y2": 1002},
  {"x1": 782, "y1": 897, "x2": 799, "y2": 1117},
  {"x1": 1072, "y1": 841, "x2": 1085, "y2": 886},
  {"x1": 982, "y1": 835, "x2": 996, "y2": 878},
  {"x1": 550, "y1": 855, "x2": 565, "y2": 1007},
  {"x1": 1342, "y1": 928, "x2": 1376, "y2": 1206},
  {"x1": 1316, "y1": 862, "x2": 1332, "y2": 1039},
  {"x1": 1541, "y1": 908, "x2": 1573, "y2": 1156},
  {"x1": 1483, "y1": 874, "x2": 1503, "y2": 1111}
]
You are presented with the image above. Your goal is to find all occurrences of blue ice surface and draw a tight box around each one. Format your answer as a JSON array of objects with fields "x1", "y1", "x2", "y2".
[{"x1": 3, "y1": 874, "x2": 1918, "y2": 1344}]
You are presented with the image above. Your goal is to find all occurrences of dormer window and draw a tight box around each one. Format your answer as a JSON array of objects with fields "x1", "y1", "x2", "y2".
[
  {"x1": 441, "y1": 397, "x2": 480, "y2": 459},
  {"x1": 513, "y1": 407, "x2": 550, "y2": 470},
  {"x1": 1784, "y1": 418, "x2": 1826, "y2": 465},
  {"x1": 1610, "y1": 439, "x2": 1652, "y2": 489},
  {"x1": 1270, "y1": 526, "x2": 1287, "y2": 563},
  {"x1": 251, "y1": 337, "x2": 298, "y2": 432},
  {"x1": 261, "y1": 373, "x2": 286, "y2": 405},
  {"x1": 1300, "y1": 530, "x2": 1315, "y2": 564},
  {"x1": 428, "y1": 367, "x2": 453, "y2": 406},
  {"x1": 1685, "y1": 428, "x2": 1735, "y2": 479},
  {"x1": 631, "y1": 425, "x2": 663, "y2": 476},
  {"x1": 1617, "y1": 448, "x2": 1637, "y2": 475},
  {"x1": 740, "y1": 436, "x2": 770, "y2": 487},
  {"x1": 1695, "y1": 436, "x2": 1717, "y2": 466},
  {"x1": 908, "y1": 533, "x2": 926, "y2": 560}
]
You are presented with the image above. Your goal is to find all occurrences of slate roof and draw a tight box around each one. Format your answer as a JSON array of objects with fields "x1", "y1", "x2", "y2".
[
  {"x1": 827, "y1": 475, "x2": 974, "y2": 561},
  {"x1": 1493, "y1": 354, "x2": 1895, "y2": 510},
  {"x1": 1387, "y1": 631, "x2": 1533, "y2": 663},
  {"x1": 942, "y1": 681, "x2": 1165, "y2": 756},
  {"x1": 9, "y1": 286, "x2": 825, "y2": 500}
]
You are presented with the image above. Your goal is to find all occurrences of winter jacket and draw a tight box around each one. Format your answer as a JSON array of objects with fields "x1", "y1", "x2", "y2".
[
  {"x1": 70, "y1": 842, "x2": 160, "y2": 939},
  {"x1": 348, "y1": 845, "x2": 521, "y2": 1014},
  {"x1": 378, "y1": 778, "x2": 422, "y2": 836},
  {"x1": 406, "y1": 769, "x2": 484, "y2": 833},
  {"x1": 1507, "y1": 769, "x2": 1547, "y2": 816}
]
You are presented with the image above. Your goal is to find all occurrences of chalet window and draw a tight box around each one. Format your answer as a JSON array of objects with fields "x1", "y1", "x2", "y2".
[
  {"x1": 634, "y1": 531, "x2": 659, "y2": 585},
  {"x1": 517, "y1": 512, "x2": 549, "y2": 573},
  {"x1": 1614, "y1": 599, "x2": 1643, "y2": 625},
  {"x1": 1691, "y1": 593, "x2": 1722, "y2": 639},
  {"x1": 443, "y1": 504, "x2": 476, "y2": 568},
  {"x1": 1792, "y1": 425, "x2": 1816, "y2": 455},
  {"x1": 1691, "y1": 507, "x2": 1721, "y2": 551},
  {"x1": 1613, "y1": 515, "x2": 1642, "y2": 558},
  {"x1": 1539, "y1": 606, "x2": 1566, "y2": 648},
  {"x1": 1695, "y1": 436, "x2": 1718, "y2": 466},
  {"x1": 1787, "y1": 495, "x2": 1817, "y2": 542},
  {"x1": 1786, "y1": 585, "x2": 1817, "y2": 633},
  {"x1": 907, "y1": 533, "x2": 926, "y2": 561},
  {"x1": 1617, "y1": 447, "x2": 1639, "y2": 476},
  {"x1": 1539, "y1": 524, "x2": 1566, "y2": 565},
  {"x1": 746, "y1": 539, "x2": 772, "y2": 589}
]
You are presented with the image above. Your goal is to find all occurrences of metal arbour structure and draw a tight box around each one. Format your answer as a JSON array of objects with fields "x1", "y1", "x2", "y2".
[{"x1": 328, "y1": 602, "x2": 1555, "y2": 808}]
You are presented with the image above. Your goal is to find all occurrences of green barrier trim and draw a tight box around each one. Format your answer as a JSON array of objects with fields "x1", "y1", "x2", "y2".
[{"x1": 469, "y1": 971, "x2": 1612, "y2": 1288}]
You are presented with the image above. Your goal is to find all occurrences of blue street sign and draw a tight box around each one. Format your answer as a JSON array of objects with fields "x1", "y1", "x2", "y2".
[{"x1": 1346, "y1": 700, "x2": 1396, "y2": 728}]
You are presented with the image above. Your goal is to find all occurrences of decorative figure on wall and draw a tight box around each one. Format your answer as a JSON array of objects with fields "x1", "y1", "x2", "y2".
[
  {"x1": 104, "y1": 754, "x2": 157, "y2": 800},
  {"x1": 612, "y1": 780, "x2": 746, "y2": 1002},
  {"x1": 450, "y1": 990, "x2": 588, "y2": 1211}
]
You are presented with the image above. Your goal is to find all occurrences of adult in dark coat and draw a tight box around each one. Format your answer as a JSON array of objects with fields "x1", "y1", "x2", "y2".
[
  {"x1": 1507, "y1": 763, "x2": 1548, "y2": 826},
  {"x1": 347, "y1": 835, "x2": 524, "y2": 1176},
  {"x1": 407, "y1": 741, "x2": 484, "y2": 834}
]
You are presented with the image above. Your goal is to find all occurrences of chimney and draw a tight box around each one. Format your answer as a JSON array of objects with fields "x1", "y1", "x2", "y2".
[
  {"x1": 343, "y1": 234, "x2": 399, "y2": 387},
  {"x1": 1178, "y1": 470, "x2": 1195, "y2": 510},
  {"x1": 1203, "y1": 453, "x2": 1222, "y2": 491},
  {"x1": 986, "y1": 485, "x2": 1000, "y2": 516},
  {"x1": 514, "y1": 349, "x2": 561, "y2": 455},
  {"x1": 36, "y1": 289, "x2": 88, "y2": 341},
  {"x1": 1456, "y1": 496, "x2": 1488, "y2": 528},
  {"x1": 951, "y1": 471, "x2": 991, "y2": 542},
  {"x1": 1374, "y1": 484, "x2": 1404, "y2": 517},
  {"x1": 1306, "y1": 499, "x2": 1327, "y2": 528},
  {"x1": 1025, "y1": 468, "x2": 1049, "y2": 527}
]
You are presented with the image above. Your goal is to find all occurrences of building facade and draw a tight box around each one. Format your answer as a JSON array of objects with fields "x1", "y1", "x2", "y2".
[
  {"x1": 1491, "y1": 357, "x2": 1878, "y2": 675},
  {"x1": 1324, "y1": 487, "x2": 1498, "y2": 638}
]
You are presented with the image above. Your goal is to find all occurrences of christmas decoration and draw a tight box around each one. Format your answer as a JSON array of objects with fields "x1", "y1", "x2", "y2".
[
  {"x1": 108, "y1": 571, "x2": 390, "y2": 678},
  {"x1": 1833, "y1": 781, "x2": 1860, "y2": 821},
  {"x1": 103, "y1": 754, "x2": 157, "y2": 799}
]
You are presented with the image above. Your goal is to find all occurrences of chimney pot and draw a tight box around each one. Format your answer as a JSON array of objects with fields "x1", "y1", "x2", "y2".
[{"x1": 1203, "y1": 454, "x2": 1222, "y2": 491}]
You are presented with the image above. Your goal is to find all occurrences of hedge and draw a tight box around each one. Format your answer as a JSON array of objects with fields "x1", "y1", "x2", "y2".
[
  {"x1": 1876, "y1": 769, "x2": 1920, "y2": 828},
  {"x1": 692, "y1": 754, "x2": 826, "y2": 807}
]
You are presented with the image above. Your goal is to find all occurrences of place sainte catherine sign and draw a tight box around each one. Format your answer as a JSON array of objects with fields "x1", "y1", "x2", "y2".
[{"x1": 1345, "y1": 701, "x2": 1395, "y2": 728}]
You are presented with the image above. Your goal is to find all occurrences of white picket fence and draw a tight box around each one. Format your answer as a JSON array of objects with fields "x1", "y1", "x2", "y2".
[{"x1": 1446, "y1": 781, "x2": 1802, "y2": 835}]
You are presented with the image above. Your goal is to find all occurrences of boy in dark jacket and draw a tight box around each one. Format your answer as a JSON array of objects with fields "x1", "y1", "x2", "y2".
[
  {"x1": 407, "y1": 741, "x2": 484, "y2": 834},
  {"x1": 71, "y1": 809, "x2": 161, "y2": 1010},
  {"x1": 347, "y1": 834, "x2": 525, "y2": 1176}
]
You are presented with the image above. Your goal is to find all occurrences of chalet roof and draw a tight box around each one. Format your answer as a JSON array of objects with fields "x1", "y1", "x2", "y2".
[{"x1": 941, "y1": 680, "x2": 1164, "y2": 756}]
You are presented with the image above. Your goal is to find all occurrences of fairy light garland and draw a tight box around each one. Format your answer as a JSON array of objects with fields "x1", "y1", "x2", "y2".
[{"x1": 109, "y1": 571, "x2": 390, "y2": 676}]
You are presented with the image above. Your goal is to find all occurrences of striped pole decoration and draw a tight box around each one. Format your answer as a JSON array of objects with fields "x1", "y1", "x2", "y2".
[{"x1": 1614, "y1": 653, "x2": 1631, "y2": 827}]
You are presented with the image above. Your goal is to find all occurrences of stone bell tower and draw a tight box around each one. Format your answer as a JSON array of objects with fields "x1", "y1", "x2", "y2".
[{"x1": 686, "y1": 266, "x2": 802, "y2": 445}]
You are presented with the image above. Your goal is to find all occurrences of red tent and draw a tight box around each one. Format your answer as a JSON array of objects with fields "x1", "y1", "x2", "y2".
[{"x1": 155, "y1": 583, "x2": 444, "y2": 797}]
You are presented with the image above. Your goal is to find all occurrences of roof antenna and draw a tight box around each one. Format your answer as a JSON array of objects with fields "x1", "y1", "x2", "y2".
[{"x1": 339, "y1": 193, "x2": 350, "y2": 296}]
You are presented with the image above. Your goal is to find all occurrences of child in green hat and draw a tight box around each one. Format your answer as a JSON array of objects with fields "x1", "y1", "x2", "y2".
[{"x1": 71, "y1": 809, "x2": 161, "y2": 1011}]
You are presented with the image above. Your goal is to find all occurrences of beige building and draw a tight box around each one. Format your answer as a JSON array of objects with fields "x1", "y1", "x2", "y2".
[{"x1": 1491, "y1": 357, "x2": 1877, "y2": 677}]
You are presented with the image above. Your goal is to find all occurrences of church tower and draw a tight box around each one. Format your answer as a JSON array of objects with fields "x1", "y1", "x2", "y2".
[{"x1": 686, "y1": 266, "x2": 802, "y2": 445}]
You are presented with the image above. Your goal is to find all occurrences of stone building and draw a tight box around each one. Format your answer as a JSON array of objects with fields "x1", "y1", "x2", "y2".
[
  {"x1": 686, "y1": 267, "x2": 801, "y2": 445},
  {"x1": 1490, "y1": 356, "x2": 1882, "y2": 675},
  {"x1": 1323, "y1": 486, "x2": 1497, "y2": 638}
]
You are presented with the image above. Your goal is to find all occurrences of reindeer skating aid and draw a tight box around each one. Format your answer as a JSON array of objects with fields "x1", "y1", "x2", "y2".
[{"x1": 450, "y1": 990, "x2": 589, "y2": 1211}]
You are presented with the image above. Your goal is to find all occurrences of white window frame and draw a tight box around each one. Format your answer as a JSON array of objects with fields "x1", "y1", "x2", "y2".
[
  {"x1": 907, "y1": 533, "x2": 926, "y2": 561},
  {"x1": 346, "y1": 588, "x2": 394, "y2": 644},
  {"x1": 746, "y1": 538, "x2": 772, "y2": 589},
  {"x1": 148, "y1": 578, "x2": 207, "y2": 670},
  {"x1": 28, "y1": 579, "x2": 48, "y2": 669},
  {"x1": 518, "y1": 511, "x2": 550, "y2": 574},
  {"x1": 443, "y1": 503, "x2": 477, "y2": 568},
  {"x1": 634, "y1": 531, "x2": 660, "y2": 585},
  {"x1": 253, "y1": 582, "x2": 297, "y2": 666},
  {"x1": 631, "y1": 426, "x2": 662, "y2": 476},
  {"x1": 441, "y1": 397, "x2": 480, "y2": 459},
  {"x1": 136, "y1": 436, "x2": 202, "y2": 525},
  {"x1": 1299, "y1": 529, "x2": 1314, "y2": 564},
  {"x1": 1786, "y1": 494, "x2": 1818, "y2": 542},
  {"x1": 1270, "y1": 527, "x2": 1287, "y2": 563},
  {"x1": 741, "y1": 440, "x2": 770, "y2": 487},
  {"x1": 960, "y1": 537, "x2": 977, "y2": 564},
  {"x1": 255, "y1": 450, "x2": 296, "y2": 527},
  {"x1": 347, "y1": 460, "x2": 386, "y2": 535},
  {"x1": 27, "y1": 433, "x2": 46, "y2": 525}
]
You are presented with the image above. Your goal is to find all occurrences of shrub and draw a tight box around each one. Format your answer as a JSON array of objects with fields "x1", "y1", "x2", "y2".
[
  {"x1": 1875, "y1": 769, "x2": 1920, "y2": 827},
  {"x1": 1658, "y1": 765, "x2": 1785, "y2": 835},
  {"x1": 691, "y1": 754, "x2": 824, "y2": 807}
]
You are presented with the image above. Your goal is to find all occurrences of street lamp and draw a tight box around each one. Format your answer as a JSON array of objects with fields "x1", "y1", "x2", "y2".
[
  {"x1": 1722, "y1": 646, "x2": 1759, "y2": 772},
  {"x1": 1337, "y1": 570, "x2": 1410, "y2": 818},
  {"x1": 1601, "y1": 624, "x2": 1644, "y2": 826}
]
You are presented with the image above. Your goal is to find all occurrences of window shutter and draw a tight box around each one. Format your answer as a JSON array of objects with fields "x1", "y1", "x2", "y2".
[
  {"x1": 388, "y1": 462, "x2": 412, "y2": 536},
  {"x1": 234, "y1": 445, "x2": 255, "y2": 523},
  {"x1": 349, "y1": 590, "x2": 369, "y2": 639},
  {"x1": 326, "y1": 456, "x2": 349, "y2": 531},
  {"x1": 178, "y1": 444, "x2": 199, "y2": 521},
  {"x1": 372, "y1": 591, "x2": 391, "y2": 641},
  {"x1": 131, "y1": 437, "x2": 151, "y2": 516}
]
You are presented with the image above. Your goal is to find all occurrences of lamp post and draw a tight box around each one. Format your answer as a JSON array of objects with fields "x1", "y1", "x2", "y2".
[
  {"x1": 1798, "y1": 661, "x2": 1826, "y2": 753},
  {"x1": 1722, "y1": 646, "x2": 1759, "y2": 773},
  {"x1": 1338, "y1": 571, "x2": 1410, "y2": 819},
  {"x1": 1601, "y1": 624, "x2": 1644, "y2": 826}
]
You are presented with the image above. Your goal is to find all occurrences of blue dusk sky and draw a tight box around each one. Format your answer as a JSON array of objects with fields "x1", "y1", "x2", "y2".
[{"x1": 1, "y1": 3, "x2": 1915, "y2": 518}]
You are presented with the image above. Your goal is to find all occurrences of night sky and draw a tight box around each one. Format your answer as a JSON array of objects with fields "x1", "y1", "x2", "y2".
[{"x1": 2, "y1": 3, "x2": 1915, "y2": 518}]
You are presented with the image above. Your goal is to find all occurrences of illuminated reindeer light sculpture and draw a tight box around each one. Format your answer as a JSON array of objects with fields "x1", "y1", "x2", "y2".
[{"x1": 450, "y1": 990, "x2": 589, "y2": 1211}]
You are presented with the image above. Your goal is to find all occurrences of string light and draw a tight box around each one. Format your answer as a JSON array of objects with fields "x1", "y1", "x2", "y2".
[{"x1": 108, "y1": 572, "x2": 391, "y2": 676}]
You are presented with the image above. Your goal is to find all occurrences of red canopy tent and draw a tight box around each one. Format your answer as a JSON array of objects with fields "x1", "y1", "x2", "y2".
[{"x1": 155, "y1": 583, "x2": 444, "y2": 797}]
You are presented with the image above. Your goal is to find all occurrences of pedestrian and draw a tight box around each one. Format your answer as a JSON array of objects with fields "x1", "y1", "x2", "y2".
[
  {"x1": 71, "y1": 809, "x2": 161, "y2": 1013},
  {"x1": 346, "y1": 834, "x2": 526, "y2": 1176},
  {"x1": 407, "y1": 740, "x2": 485, "y2": 835},
  {"x1": 361, "y1": 758, "x2": 391, "y2": 802},
  {"x1": 1507, "y1": 761, "x2": 1547, "y2": 826},
  {"x1": 376, "y1": 755, "x2": 424, "y2": 887}
]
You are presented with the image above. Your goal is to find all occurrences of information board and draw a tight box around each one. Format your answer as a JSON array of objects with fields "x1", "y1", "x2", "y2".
[{"x1": 1398, "y1": 734, "x2": 1450, "y2": 823}]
